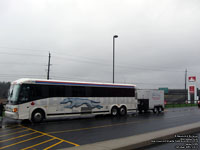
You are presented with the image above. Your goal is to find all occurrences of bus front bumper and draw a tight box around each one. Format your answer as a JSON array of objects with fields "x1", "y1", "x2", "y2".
[{"x1": 5, "y1": 111, "x2": 19, "y2": 119}]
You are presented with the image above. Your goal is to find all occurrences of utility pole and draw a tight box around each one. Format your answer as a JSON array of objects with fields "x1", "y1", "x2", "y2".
[
  {"x1": 47, "y1": 52, "x2": 51, "y2": 80},
  {"x1": 185, "y1": 69, "x2": 187, "y2": 101}
]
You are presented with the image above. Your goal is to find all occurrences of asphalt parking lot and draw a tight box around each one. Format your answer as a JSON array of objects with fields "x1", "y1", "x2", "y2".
[
  {"x1": 1, "y1": 107, "x2": 200, "y2": 150},
  {"x1": 0, "y1": 124, "x2": 79, "y2": 150}
]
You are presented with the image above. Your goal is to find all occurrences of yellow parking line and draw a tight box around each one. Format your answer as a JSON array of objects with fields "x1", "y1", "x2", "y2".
[
  {"x1": 6, "y1": 124, "x2": 20, "y2": 128},
  {"x1": 43, "y1": 140, "x2": 63, "y2": 150},
  {"x1": 2, "y1": 125, "x2": 20, "y2": 129},
  {"x1": 21, "y1": 138, "x2": 55, "y2": 150},
  {"x1": 0, "y1": 134, "x2": 44, "y2": 149},
  {"x1": 0, "y1": 126, "x2": 22, "y2": 133},
  {"x1": 21, "y1": 125, "x2": 79, "y2": 147},
  {"x1": 0, "y1": 129, "x2": 29, "y2": 138},
  {"x1": 0, "y1": 132, "x2": 36, "y2": 143}
]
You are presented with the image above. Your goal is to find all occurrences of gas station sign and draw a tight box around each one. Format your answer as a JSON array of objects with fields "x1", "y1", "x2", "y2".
[
  {"x1": 189, "y1": 86, "x2": 195, "y2": 94},
  {"x1": 188, "y1": 76, "x2": 196, "y2": 82}
]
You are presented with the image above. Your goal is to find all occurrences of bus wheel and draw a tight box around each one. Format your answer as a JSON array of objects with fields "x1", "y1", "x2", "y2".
[
  {"x1": 153, "y1": 107, "x2": 157, "y2": 114},
  {"x1": 32, "y1": 110, "x2": 44, "y2": 123},
  {"x1": 111, "y1": 107, "x2": 118, "y2": 116},
  {"x1": 119, "y1": 106, "x2": 127, "y2": 116}
]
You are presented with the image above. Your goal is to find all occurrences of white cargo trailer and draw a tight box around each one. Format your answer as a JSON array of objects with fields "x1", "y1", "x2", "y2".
[{"x1": 136, "y1": 89, "x2": 164, "y2": 113}]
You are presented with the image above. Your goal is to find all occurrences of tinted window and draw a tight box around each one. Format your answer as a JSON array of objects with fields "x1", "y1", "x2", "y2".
[
  {"x1": 89, "y1": 87, "x2": 135, "y2": 97},
  {"x1": 71, "y1": 86, "x2": 86, "y2": 97},
  {"x1": 18, "y1": 84, "x2": 31, "y2": 103},
  {"x1": 49, "y1": 85, "x2": 65, "y2": 97},
  {"x1": 18, "y1": 83, "x2": 135, "y2": 103}
]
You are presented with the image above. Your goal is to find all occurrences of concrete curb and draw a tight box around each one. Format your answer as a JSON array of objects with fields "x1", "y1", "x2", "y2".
[{"x1": 62, "y1": 121, "x2": 200, "y2": 150}]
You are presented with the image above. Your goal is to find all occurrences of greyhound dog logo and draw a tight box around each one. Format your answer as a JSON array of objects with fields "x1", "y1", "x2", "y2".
[{"x1": 60, "y1": 98, "x2": 103, "y2": 109}]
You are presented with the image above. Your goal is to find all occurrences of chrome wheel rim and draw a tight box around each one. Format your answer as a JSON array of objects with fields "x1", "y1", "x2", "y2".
[{"x1": 34, "y1": 112, "x2": 42, "y2": 122}]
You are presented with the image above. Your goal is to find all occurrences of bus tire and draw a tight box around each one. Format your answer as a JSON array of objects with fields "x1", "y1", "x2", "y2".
[
  {"x1": 119, "y1": 106, "x2": 127, "y2": 116},
  {"x1": 31, "y1": 109, "x2": 45, "y2": 123},
  {"x1": 111, "y1": 106, "x2": 118, "y2": 116}
]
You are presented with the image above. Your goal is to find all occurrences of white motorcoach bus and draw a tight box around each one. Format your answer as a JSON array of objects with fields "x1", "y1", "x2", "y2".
[{"x1": 5, "y1": 78, "x2": 137, "y2": 123}]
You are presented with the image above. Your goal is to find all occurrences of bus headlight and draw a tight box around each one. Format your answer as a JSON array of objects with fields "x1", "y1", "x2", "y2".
[{"x1": 13, "y1": 108, "x2": 18, "y2": 112}]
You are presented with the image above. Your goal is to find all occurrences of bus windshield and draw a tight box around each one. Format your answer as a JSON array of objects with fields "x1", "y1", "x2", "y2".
[{"x1": 8, "y1": 84, "x2": 20, "y2": 104}]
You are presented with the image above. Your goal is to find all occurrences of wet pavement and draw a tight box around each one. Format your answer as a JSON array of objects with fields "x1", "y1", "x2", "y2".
[{"x1": 1, "y1": 107, "x2": 200, "y2": 150}]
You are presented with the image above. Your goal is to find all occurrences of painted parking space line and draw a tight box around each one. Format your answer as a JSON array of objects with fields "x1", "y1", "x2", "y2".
[
  {"x1": 0, "y1": 132, "x2": 36, "y2": 143},
  {"x1": 1, "y1": 124, "x2": 20, "y2": 129},
  {"x1": 0, "y1": 129, "x2": 29, "y2": 138},
  {"x1": 43, "y1": 140, "x2": 63, "y2": 150},
  {"x1": 21, "y1": 138, "x2": 55, "y2": 150},
  {"x1": 21, "y1": 125, "x2": 80, "y2": 147},
  {"x1": 0, "y1": 134, "x2": 44, "y2": 149},
  {"x1": 0, "y1": 126, "x2": 23, "y2": 133}
]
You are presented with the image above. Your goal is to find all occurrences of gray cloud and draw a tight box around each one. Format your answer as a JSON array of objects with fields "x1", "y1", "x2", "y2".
[{"x1": 0, "y1": 0, "x2": 200, "y2": 89}]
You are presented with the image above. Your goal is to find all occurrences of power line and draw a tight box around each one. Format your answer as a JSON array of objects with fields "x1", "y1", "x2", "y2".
[
  {"x1": 0, "y1": 45, "x2": 199, "y2": 73},
  {"x1": 0, "y1": 52, "x2": 46, "y2": 57},
  {"x1": 0, "y1": 46, "x2": 49, "y2": 52},
  {"x1": 52, "y1": 55, "x2": 186, "y2": 73},
  {"x1": 0, "y1": 48, "x2": 195, "y2": 74},
  {"x1": 0, "y1": 62, "x2": 46, "y2": 66}
]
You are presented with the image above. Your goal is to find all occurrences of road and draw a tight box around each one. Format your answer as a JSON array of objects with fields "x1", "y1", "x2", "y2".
[{"x1": 1, "y1": 107, "x2": 200, "y2": 150}]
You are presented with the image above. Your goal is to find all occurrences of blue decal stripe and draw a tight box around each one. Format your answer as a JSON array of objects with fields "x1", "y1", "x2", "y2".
[{"x1": 35, "y1": 81, "x2": 134, "y2": 88}]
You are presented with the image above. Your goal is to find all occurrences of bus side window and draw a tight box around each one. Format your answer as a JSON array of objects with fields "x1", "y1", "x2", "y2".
[
  {"x1": 65, "y1": 86, "x2": 72, "y2": 97},
  {"x1": 42, "y1": 85, "x2": 49, "y2": 99},
  {"x1": 72, "y1": 86, "x2": 86, "y2": 97}
]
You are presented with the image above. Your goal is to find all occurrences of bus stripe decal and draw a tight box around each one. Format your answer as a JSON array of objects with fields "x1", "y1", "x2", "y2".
[
  {"x1": 35, "y1": 80, "x2": 135, "y2": 88},
  {"x1": 47, "y1": 111, "x2": 110, "y2": 116}
]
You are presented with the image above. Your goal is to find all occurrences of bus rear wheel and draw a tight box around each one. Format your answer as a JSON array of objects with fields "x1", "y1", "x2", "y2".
[
  {"x1": 119, "y1": 106, "x2": 127, "y2": 116},
  {"x1": 111, "y1": 107, "x2": 118, "y2": 116},
  {"x1": 31, "y1": 110, "x2": 44, "y2": 123}
]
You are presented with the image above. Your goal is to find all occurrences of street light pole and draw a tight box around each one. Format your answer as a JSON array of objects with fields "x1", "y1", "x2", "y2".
[
  {"x1": 113, "y1": 35, "x2": 118, "y2": 84},
  {"x1": 47, "y1": 52, "x2": 51, "y2": 80}
]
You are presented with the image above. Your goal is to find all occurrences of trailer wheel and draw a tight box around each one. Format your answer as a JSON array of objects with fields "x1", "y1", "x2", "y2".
[
  {"x1": 161, "y1": 106, "x2": 164, "y2": 112},
  {"x1": 157, "y1": 107, "x2": 161, "y2": 113},
  {"x1": 153, "y1": 107, "x2": 157, "y2": 114},
  {"x1": 111, "y1": 107, "x2": 118, "y2": 116},
  {"x1": 119, "y1": 106, "x2": 127, "y2": 116},
  {"x1": 31, "y1": 109, "x2": 45, "y2": 123},
  {"x1": 138, "y1": 109, "x2": 143, "y2": 114}
]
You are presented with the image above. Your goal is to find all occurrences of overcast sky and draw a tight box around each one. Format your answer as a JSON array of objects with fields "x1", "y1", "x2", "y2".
[{"x1": 0, "y1": 0, "x2": 200, "y2": 89}]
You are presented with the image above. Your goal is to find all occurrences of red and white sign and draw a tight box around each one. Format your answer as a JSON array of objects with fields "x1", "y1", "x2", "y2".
[
  {"x1": 189, "y1": 86, "x2": 195, "y2": 94},
  {"x1": 188, "y1": 76, "x2": 196, "y2": 82}
]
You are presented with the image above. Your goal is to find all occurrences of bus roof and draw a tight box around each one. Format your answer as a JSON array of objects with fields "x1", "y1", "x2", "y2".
[{"x1": 12, "y1": 78, "x2": 136, "y2": 88}]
